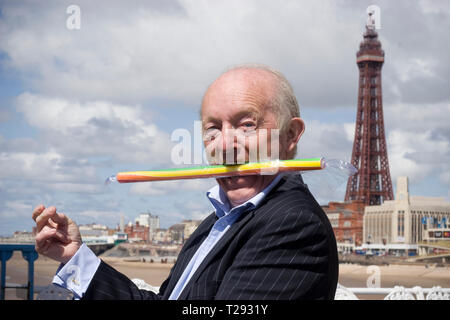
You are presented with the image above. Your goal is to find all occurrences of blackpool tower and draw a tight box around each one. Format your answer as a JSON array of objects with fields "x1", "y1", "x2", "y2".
[{"x1": 344, "y1": 13, "x2": 394, "y2": 206}]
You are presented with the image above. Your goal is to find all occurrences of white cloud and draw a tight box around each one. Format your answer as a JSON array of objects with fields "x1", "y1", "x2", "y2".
[
  {"x1": 418, "y1": 0, "x2": 450, "y2": 15},
  {"x1": 129, "y1": 182, "x2": 168, "y2": 196},
  {"x1": 78, "y1": 209, "x2": 120, "y2": 220},
  {"x1": 0, "y1": 200, "x2": 33, "y2": 219},
  {"x1": 181, "y1": 200, "x2": 212, "y2": 221},
  {"x1": 439, "y1": 172, "x2": 450, "y2": 185},
  {"x1": 129, "y1": 178, "x2": 216, "y2": 196},
  {"x1": 297, "y1": 120, "x2": 353, "y2": 161},
  {"x1": 15, "y1": 92, "x2": 173, "y2": 165},
  {"x1": 0, "y1": 1, "x2": 362, "y2": 106},
  {"x1": 387, "y1": 129, "x2": 449, "y2": 184},
  {"x1": 343, "y1": 123, "x2": 356, "y2": 142},
  {"x1": 5, "y1": 200, "x2": 32, "y2": 212},
  {"x1": 387, "y1": 131, "x2": 423, "y2": 181},
  {"x1": 76, "y1": 209, "x2": 122, "y2": 227},
  {"x1": 385, "y1": 101, "x2": 450, "y2": 132},
  {"x1": 395, "y1": 58, "x2": 438, "y2": 82},
  {"x1": 383, "y1": 101, "x2": 450, "y2": 187},
  {"x1": 1, "y1": 1, "x2": 449, "y2": 109},
  {"x1": 0, "y1": 151, "x2": 97, "y2": 182},
  {"x1": 49, "y1": 182, "x2": 104, "y2": 194},
  {"x1": 16, "y1": 92, "x2": 147, "y2": 132}
]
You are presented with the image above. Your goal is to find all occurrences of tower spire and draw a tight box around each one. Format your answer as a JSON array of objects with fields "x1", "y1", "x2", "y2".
[{"x1": 344, "y1": 17, "x2": 393, "y2": 206}]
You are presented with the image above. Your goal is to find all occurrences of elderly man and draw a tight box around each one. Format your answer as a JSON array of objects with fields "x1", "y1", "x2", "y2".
[{"x1": 32, "y1": 64, "x2": 338, "y2": 300}]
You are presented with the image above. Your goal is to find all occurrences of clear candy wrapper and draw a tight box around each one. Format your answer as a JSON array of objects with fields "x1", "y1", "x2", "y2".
[{"x1": 302, "y1": 158, "x2": 357, "y2": 200}]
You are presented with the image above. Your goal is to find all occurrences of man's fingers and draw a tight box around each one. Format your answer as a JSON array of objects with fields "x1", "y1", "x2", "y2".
[
  {"x1": 48, "y1": 218, "x2": 58, "y2": 229},
  {"x1": 35, "y1": 227, "x2": 57, "y2": 253},
  {"x1": 50, "y1": 212, "x2": 69, "y2": 226},
  {"x1": 35, "y1": 206, "x2": 57, "y2": 232},
  {"x1": 35, "y1": 227, "x2": 70, "y2": 253},
  {"x1": 32, "y1": 204, "x2": 45, "y2": 222}
]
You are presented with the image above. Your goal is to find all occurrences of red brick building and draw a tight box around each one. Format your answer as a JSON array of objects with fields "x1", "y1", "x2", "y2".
[
  {"x1": 322, "y1": 200, "x2": 365, "y2": 246},
  {"x1": 124, "y1": 221, "x2": 150, "y2": 243}
]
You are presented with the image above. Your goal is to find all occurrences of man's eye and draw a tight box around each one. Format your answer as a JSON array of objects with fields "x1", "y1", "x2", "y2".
[
  {"x1": 206, "y1": 127, "x2": 220, "y2": 133},
  {"x1": 237, "y1": 122, "x2": 257, "y2": 137},
  {"x1": 241, "y1": 122, "x2": 256, "y2": 129}
]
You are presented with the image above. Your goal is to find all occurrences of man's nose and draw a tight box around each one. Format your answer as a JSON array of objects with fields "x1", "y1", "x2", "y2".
[
  {"x1": 221, "y1": 127, "x2": 236, "y2": 151},
  {"x1": 220, "y1": 127, "x2": 244, "y2": 164}
]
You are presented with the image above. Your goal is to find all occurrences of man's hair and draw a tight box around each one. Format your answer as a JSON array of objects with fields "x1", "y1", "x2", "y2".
[{"x1": 221, "y1": 63, "x2": 300, "y2": 133}]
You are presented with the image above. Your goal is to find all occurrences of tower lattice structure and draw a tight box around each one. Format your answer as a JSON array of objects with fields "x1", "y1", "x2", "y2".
[{"x1": 345, "y1": 25, "x2": 393, "y2": 206}]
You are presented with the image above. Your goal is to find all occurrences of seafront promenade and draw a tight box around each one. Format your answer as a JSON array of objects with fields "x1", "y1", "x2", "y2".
[{"x1": 3, "y1": 251, "x2": 450, "y2": 300}]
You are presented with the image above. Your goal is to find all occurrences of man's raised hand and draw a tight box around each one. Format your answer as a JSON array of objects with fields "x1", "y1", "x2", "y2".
[{"x1": 32, "y1": 205, "x2": 82, "y2": 264}]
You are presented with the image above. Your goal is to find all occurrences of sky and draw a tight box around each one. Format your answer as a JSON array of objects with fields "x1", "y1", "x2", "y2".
[{"x1": 0, "y1": 0, "x2": 449, "y2": 236}]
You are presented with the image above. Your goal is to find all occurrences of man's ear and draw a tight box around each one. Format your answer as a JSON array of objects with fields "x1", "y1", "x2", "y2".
[{"x1": 285, "y1": 117, "x2": 305, "y2": 157}]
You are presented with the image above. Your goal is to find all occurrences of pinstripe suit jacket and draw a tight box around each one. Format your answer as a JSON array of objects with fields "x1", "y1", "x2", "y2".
[{"x1": 83, "y1": 173, "x2": 338, "y2": 300}]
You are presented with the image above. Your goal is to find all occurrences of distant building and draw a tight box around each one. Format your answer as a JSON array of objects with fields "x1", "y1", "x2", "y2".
[
  {"x1": 79, "y1": 223, "x2": 109, "y2": 237},
  {"x1": 149, "y1": 214, "x2": 160, "y2": 238},
  {"x1": 11, "y1": 230, "x2": 35, "y2": 243},
  {"x1": 154, "y1": 219, "x2": 203, "y2": 245},
  {"x1": 79, "y1": 223, "x2": 116, "y2": 244},
  {"x1": 182, "y1": 220, "x2": 202, "y2": 240},
  {"x1": 112, "y1": 232, "x2": 128, "y2": 245},
  {"x1": 323, "y1": 200, "x2": 365, "y2": 247},
  {"x1": 168, "y1": 223, "x2": 185, "y2": 244},
  {"x1": 425, "y1": 228, "x2": 450, "y2": 242},
  {"x1": 364, "y1": 177, "x2": 450, "y2": 246},
  {"x1": 153, "y1": 228, "x2": 169, "y2": 244},
  {"x1": 124, "y1": 221, "x2": 150, "y2": 243},
  {"x1": 135, "y1": 212, "x2": 160, "y2": 242},
  {"x1": 120, "y1": 214, "x2": 125, "y2": 232}
]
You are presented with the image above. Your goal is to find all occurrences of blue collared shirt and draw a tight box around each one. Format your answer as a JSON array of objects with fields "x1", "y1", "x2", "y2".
[{"x1": 53, "y1": 174, "x2": 283, "y2": 299}]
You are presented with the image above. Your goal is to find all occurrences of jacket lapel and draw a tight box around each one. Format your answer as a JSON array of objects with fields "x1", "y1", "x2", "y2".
[{"x1": 177, "y1": 209, "x2": 256, "y2": 299}]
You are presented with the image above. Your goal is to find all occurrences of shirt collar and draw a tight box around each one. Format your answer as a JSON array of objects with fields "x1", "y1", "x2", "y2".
[{"x1": 206, "y1": 173, "x2": 283, "y2": 218}]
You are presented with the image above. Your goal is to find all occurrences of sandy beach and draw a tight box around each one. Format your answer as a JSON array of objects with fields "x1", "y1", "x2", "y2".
[{"x1": 3, "y1": 251, "x2": 449, "y2": 300}]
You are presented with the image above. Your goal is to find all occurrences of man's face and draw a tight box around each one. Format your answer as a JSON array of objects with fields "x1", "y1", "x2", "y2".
[{"x1": 201, "y1": 69, "x2": 287, "y2": 207}]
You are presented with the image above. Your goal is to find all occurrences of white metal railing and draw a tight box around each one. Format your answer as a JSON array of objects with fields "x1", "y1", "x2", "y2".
[{"x1": 335, "y1": 284, "x2": 450, "y2": 300}]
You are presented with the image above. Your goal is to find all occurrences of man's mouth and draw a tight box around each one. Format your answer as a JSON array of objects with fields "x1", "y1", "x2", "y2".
[
  {"x1": 219, "y1": 175, "x2": 256, "y2": 189},
  {"x1": 222, "y1": 176, "x2": 238, "y2": 183},
  {"x1": 224, "y1": 176, "x2": 240, "y2": 183}
]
